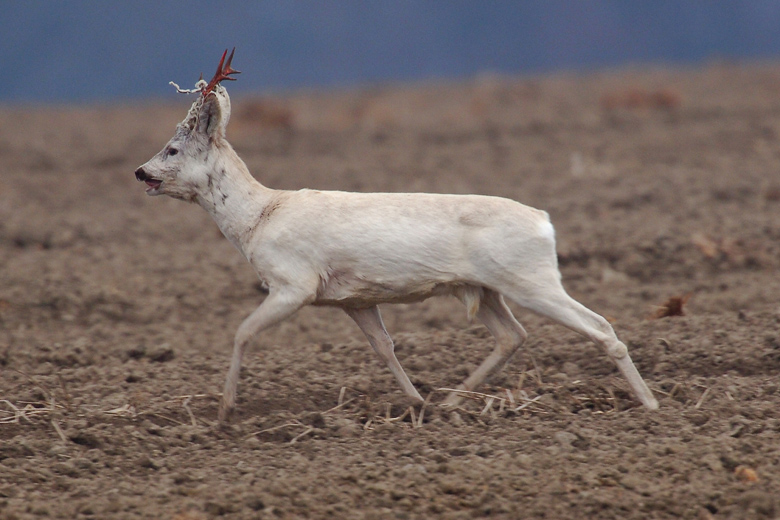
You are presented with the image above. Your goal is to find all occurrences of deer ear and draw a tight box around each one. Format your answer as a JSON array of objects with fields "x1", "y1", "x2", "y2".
[{"x1": 197, "y1": 90, "x2": 231, "y2": 139}]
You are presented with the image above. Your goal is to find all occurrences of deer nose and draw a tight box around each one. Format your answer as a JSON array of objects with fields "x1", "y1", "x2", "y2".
[{"x1": 135, "y1": 167, "x2": 147, "y2": 181}]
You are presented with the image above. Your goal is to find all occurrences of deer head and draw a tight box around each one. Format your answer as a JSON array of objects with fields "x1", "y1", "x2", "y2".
[{"x1": 134, "y1": 49, "x2": 241, "y2": 203}]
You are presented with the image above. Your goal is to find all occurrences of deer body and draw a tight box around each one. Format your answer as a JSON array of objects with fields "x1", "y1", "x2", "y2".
[
  {"x1": 229, "y1": 192, "x2": 553, "y2": 308},
  {"x1": 136, "y1": 58, "x2": 658, "y2": 421}
]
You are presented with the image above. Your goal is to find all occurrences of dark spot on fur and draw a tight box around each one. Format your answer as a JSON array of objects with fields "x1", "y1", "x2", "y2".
[
  {"x1": 246, "y1": 194, "x2": 288, "y2": 239},
  {"x1": 459, "y1": 213, "x2": 482, "y2": 227},
  {"x1": 259, "y1": 198, "x2": 284, "y2": 221}
]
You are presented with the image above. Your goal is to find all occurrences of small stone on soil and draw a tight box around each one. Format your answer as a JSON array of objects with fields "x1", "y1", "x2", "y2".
[{"x1": 147, "y1": 344, "x2": 175, "y2": 362}]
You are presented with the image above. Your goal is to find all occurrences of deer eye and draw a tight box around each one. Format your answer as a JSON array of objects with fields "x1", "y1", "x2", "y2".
[{"x1": 168, "y1": 148, "x2": 179, "y2": 156}]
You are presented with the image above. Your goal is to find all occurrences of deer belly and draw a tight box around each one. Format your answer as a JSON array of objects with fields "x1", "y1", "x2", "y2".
[{"x1": 314, "y1": 269, "x2": 454, "y2": 307}]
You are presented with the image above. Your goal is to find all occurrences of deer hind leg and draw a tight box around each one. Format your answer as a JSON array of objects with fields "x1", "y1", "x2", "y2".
[
  {"x1": 445, "y1": 288, "x2": 527, "y2": 406},
  {"x1": 345, "y1": 306, "x2": 423, "y2": 402},
  {"x1": 504, "y1": 276, "x2": 659, "y2": 410}
]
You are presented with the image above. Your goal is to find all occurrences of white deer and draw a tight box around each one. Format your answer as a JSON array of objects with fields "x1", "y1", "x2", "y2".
[{"x1": 135, "y1": 50, "x2": 658, "y2": 422}]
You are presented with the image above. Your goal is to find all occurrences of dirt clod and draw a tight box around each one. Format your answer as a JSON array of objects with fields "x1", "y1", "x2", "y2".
[{"x1": 147, "y1": 344, "x2": 175, "y2": 362}]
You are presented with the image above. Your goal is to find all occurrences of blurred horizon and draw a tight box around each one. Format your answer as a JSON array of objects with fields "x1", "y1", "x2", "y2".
[{"x1": 4, "y1": 1, "x2": 780, "y2": 104}]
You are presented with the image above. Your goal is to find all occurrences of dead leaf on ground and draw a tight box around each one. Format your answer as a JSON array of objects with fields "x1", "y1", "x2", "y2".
[
  {"x1": 734, "y1": 465, "x2": 759, "y2": 483},
  {"x1": 691, "y1": 233, "x2": 720, "y2": 259},
  {"x1": 652, "y1": 294, "x2": 691, "y2": 319},
  {"x1": 691, "y1": 233, "x2": 755, "y2": 266}
]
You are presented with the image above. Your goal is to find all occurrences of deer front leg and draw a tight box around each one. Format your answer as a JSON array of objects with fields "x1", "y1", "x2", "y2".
[{"x1": 219, "y1": 290, "x2": 310, "y2": 422}]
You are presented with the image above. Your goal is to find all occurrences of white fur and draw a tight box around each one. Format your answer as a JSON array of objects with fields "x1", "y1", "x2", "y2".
[{"x1": 135, "y1": 86, "x2": 658, "y2": 421}]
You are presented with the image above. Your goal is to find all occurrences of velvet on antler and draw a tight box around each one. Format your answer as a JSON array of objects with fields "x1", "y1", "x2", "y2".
[{"x1": 201, "y1": 48, "x2": 241, "y2": 97}]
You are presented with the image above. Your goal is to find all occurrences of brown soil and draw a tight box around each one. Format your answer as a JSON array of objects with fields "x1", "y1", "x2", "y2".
[{"x1": 2, "y1": 63, "x2": 780, "y2": 520}]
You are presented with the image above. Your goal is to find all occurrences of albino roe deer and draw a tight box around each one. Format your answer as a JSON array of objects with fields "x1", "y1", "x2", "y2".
[{"x1": 135, "y1": 50, "x2": 658, "y2": 422}]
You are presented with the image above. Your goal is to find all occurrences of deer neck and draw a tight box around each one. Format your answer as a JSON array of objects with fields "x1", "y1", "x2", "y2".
[{"x1": 196, "y1": 143, "x2": 275, "y2": 256}]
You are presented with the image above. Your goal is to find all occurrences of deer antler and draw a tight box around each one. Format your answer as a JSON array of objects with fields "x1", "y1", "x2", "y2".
[{"x1": 201, "y1": 48, "x2": 241, "y2": 97}]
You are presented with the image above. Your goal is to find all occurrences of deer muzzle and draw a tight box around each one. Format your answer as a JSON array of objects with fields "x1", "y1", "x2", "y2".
[{"x1": 135, "y1": 167, "x2": 162, "y2": 192}]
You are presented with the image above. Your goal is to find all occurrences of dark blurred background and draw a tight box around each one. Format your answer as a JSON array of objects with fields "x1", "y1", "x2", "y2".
[{"x1": 3, "y1": 0, "x2": 780, "y2": 103}]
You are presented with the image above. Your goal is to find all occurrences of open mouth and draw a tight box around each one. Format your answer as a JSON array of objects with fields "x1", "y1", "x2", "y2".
[
  {"x1": 143, "y1": 179, "x2": 162, "y2": 192},
  {"x1": 135, "y1": 168, "x2": 163, "y2": 193}
]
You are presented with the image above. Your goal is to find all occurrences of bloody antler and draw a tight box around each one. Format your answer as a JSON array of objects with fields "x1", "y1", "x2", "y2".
[{"x1": 201, "y1": 48, "x2": 241, "y2": 97}]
